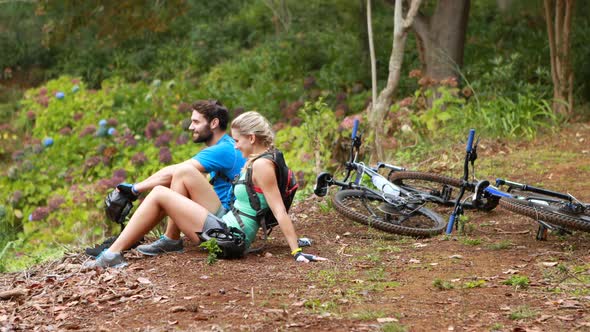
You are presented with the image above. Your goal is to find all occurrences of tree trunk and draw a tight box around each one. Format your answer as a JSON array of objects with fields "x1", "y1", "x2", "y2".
[
  {"x1": 412, "y1": 0, "x2": 470, "y2": 81},
  {"x1": 367, "y1": 0, "x2": 377, "y2": 108},
  {"x1": 544, "y1": 0, "x2": 574, "y2": 117},
  {"x1": 369, "y1": 0, "x2": 422, "y2": 161}
]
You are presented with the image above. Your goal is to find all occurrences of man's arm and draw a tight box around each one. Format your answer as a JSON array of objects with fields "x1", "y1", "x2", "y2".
[{"x1": 132, "y1": 159, "x2": 206, "y2": 193}]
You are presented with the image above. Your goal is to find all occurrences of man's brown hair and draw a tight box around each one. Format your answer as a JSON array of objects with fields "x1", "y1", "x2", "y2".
[{"x1": 191, "y1": 100, "x2": 229, "y2": 130}]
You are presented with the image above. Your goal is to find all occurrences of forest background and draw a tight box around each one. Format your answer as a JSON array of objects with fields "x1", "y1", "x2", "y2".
[{"x1": 0, "y1": 0, "x2": 588, "y2": 272}]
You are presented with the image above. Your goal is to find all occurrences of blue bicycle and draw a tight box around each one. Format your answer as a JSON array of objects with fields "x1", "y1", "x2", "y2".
[{"x1": 389, "y1": 129, "x2": 590, "y2": 240}]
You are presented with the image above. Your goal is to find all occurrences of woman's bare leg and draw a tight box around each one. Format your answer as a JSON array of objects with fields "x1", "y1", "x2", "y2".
[
  {"x1": 109, "y1": 186, "x2": 212, "y2": 253},
  {"x1": 164, "y1": 163, "x2": 222, "y2": 240}
]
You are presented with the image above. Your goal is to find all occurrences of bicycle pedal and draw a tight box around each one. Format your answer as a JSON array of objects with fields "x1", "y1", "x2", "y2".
[{"x1": 314, "y1": 172, "x2": 332, "y2": 197}]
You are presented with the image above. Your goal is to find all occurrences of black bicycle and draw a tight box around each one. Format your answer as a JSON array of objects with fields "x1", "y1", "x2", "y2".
[
  {"x1": 389, "y1": 129, "x2": 590, "y2": 239},
  {"x1": 313, "y1": 120, "x2": 446, "y2": 237}
]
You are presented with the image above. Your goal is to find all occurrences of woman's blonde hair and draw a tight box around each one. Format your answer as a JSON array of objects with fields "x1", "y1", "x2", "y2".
[{"x1": 231, "y1": 111, "x2": 275, "y2": 148}]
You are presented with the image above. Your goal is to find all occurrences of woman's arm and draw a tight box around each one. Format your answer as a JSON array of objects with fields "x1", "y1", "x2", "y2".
[{"x1": 251, "y1": 158, "x2": 299, "y2": 253}]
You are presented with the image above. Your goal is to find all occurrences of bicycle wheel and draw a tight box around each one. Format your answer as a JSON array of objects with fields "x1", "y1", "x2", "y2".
[
  {"x1": 388, "y1": 171, "x2": 499, "y2": 211},
  {"x1": 499, "y1": 197, "x2": 590, "y2": 233},
  {"x1": 332, "y1": 189, "x2": 446, "y2": 237}
]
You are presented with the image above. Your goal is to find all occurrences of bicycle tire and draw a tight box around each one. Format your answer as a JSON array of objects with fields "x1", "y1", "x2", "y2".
[
  {"x1": 332, "y1": 189, "x2": 446, "y2": 237},
  {"x1": 388, "y1": 171, "x2": 499, "y2": 211},
  {"x1": 499, "y1": 197, "x2": 590, "y2": 233}
]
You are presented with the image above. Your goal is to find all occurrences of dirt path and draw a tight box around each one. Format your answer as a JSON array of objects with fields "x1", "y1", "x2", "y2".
[{"x1": 1, "y1": 123, "x2": 589, "y2": 331}]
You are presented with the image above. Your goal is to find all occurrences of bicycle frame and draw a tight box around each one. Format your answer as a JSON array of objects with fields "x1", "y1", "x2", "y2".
[
  {"x1": 315, "y1": 119, "x2": 457, "y2": 209},
  {"x1": 446, "y1": 129, "x2": 586, "y2": 239}
]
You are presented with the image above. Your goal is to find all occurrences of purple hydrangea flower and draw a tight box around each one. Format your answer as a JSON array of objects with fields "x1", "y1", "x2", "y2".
[
  {"x1": 73, "y1": 112, "x2": 84, "y2": 121},
  {"x1": 131, "y1": 152, "x2": 147, "y2": 166},
  {"x1": 79, "y1": 125, "x2": 97, "y2": 138},
  {"x1": 96, "y1": 177, "x2": 120, "y2": 191},
  {"x1": 26, "y1": 111, "x2": 36, "y2": 120},
  {"x1": 176, "y1": 133, "x2": 189, "y2": 145},
  {"x1": 30, "y1": 206, "x2": 50, "y2": 221},
  {"x1": 144, "y1": 119, "x2": 163, "y2": 139},
  {"x1": 122, "y1": 133, "x2": 137, "y2": 147},
  {"x1": 154, "y1": 131, "x2": 172, "y2": 147},
  {"x1": 107, "y1": 118, "x2": 118, "y2": 126},
  {"x1": 59, "y1": 126, "x2": 72, "y2": 135},
  {"x1": 37, "y1": 96, "x2": 49, "y2": 108},
  {"x1": 84, "y1": 156, "x2": 101, "y2": 169},
  {"x1": 48, "y1": 196, "x2": 65, "y2": 212},
  {"x1": 159, "y1": 147, "x2": 172, "y2": 164},
  {"x1": 113, "y1": 169, "x2": 127, "y2": 179}
]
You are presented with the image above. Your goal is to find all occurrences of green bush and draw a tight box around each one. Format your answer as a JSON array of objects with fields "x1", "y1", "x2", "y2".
[{"x1": 0, "y1": 75, "x2": 208, "y2": 271}]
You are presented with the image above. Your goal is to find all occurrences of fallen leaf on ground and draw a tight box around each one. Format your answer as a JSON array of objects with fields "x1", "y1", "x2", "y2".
[
  {"x1": 502, "y1": 269, "x2": 519, "y2": 274},
  {"x1": 169, "y1": 306, "x2": 187, "y2": 313},
  {"x1": 137, "y1": 277, "x2": 151, "y2": 284}
]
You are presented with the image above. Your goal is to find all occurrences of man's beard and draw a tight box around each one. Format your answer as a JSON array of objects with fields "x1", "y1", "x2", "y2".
[{"x1": 193, "y1": 127, "x2": 213, "y2": 143}]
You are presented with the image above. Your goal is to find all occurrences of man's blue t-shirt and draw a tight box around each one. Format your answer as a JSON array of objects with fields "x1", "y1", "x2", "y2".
[{"x1": 193, "y1": 134, "x2": 246, "y2": 209}]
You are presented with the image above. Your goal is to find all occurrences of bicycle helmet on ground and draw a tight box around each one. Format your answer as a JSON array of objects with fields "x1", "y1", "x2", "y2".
[{"x1": 198, "y1": 224, "x2": 247, "y2": 259}]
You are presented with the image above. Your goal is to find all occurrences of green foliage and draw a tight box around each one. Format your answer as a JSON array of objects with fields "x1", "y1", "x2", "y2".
[
  {"x1": 502, "y1": 275, "x2": 530, "y2": 289},
  {"x1": 352, "y1": 309, "x2": 387, "y2": 321},
  {"x1": 275, "y1": 100, "x2": 340, "y2": 187},
  {"x1": 463, "y1": 279, "x2": 486, "y2": 289},
  {"x1": 381, "y1": 322, "x2": 408, "y2": 332},
  {"x1": 405, "y1": 80, "x2": 561, "y2": 142},
  {"x1": 509, "y1": 305, "x2": 538, "y2": 321},
  {"x1": 487, "y1": 240, "x2": 512, "y2": 250},
  {"x1": 0, "y1": 75, "x2": 207, "y2": 271},
  {"x1": 433, "y1": 278, "x2": 455, "y2": 290},
  {"x1": 460, "y1": 238, "x2": 482, "y2": 246},
  {"x1": 2, "y1": 0, "x2": 590, "y2": 272},
  {"x1": 0, "y1": 2, "x2": 49, "y2": 70},
  {"x1": 199, "y1": 239, "x2": 223, "y2": 265},
  {"x1": 490, "y1": 323, "x2": 504, "y2": 331}
]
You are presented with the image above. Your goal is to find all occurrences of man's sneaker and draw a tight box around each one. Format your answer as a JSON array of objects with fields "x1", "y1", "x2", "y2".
[
  {"x1": 136, "y1": 235, "x2": 183, "y2": 256},
  {"x1": 83, "y1": 250, "x2": 128, "y2": 269}
]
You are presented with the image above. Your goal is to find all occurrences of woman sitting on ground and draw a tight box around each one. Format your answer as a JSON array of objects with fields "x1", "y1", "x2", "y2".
[{"x1": 85, "y1": 111, "x2": 326, "y2": 268}]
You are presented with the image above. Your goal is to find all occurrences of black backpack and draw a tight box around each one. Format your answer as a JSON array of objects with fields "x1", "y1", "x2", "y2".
[{"x1": 233, "y1": 149, "x2": 299, "y2": 240}]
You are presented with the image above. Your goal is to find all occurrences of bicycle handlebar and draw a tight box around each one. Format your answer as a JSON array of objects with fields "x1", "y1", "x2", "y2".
[
  {"x1": 466, "y1": 129, "x2": 475, "y2": 153},
  {"x1": 447, "y1": 129, "x2": 476, "y2": 234},
  {"x1": 352, "y1": 119, "x2": 359, "y2": 139}
]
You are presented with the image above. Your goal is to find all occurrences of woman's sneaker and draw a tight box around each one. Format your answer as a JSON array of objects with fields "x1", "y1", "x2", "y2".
[
  {"x1": 136, "y1": 235, "x2": 183, "y2": 256},
  {"x1": 83, "y1": 250, "x2": 128, "y2": 268}
]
